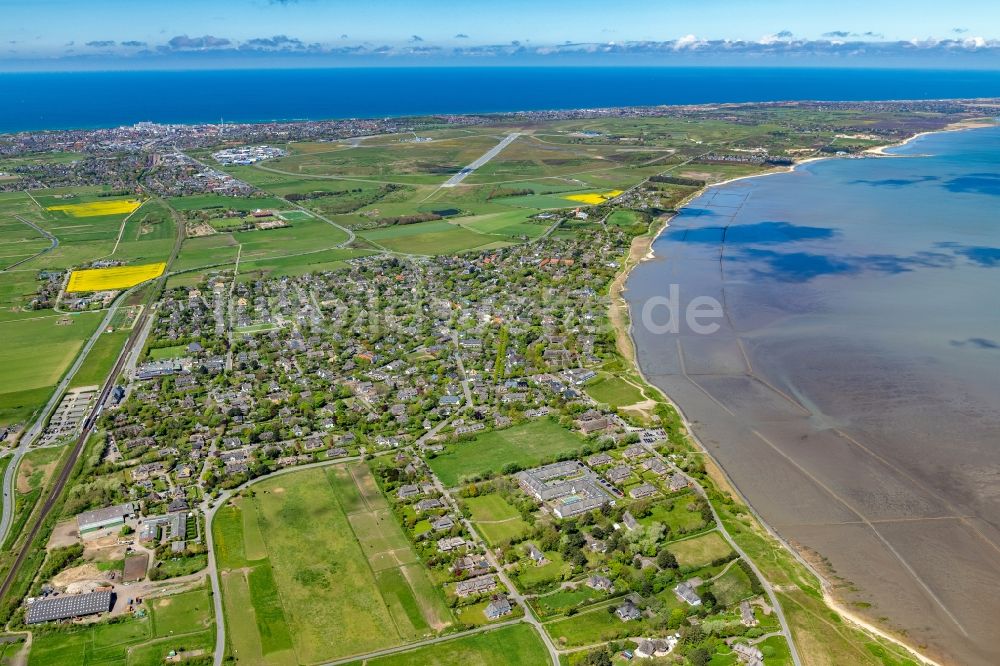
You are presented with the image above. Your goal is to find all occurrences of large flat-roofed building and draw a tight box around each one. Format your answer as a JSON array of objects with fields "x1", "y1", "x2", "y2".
[
  {"x1": 25, "y1": 590, "x2": 113, "y2": 624},
  {"x1": 515, "y1": 460, "x2": 616, "y2": 519},
  {"x1": 76, "y1": 502, "x2": 135, "y2": 536}
]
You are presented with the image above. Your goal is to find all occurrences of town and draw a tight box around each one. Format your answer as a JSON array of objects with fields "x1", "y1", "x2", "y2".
[{"x1": 1, "y1": 99, "x2": 986, "y2": 666}]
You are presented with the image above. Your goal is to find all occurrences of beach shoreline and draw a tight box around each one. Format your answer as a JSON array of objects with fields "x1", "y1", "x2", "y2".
[
  {"x1": 864, "y1": 117, "x2": 998, "y2": 155},
  {"x1": 602, "y1": 120, "x2": 1000, "y2": 665}
]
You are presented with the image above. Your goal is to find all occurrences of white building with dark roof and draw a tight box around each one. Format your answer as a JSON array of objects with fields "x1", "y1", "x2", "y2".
[{"x1": 76, "y1": 502, "x2": 135, "y2": 536}]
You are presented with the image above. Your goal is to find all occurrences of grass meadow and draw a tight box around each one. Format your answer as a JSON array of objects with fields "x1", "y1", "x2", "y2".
[
  {"x1": 213, "y1": 463, "x2": 453, "y2": 665},
  {"x1": 427, "y1": 419, "x2": 588, "y2": 487},
  {"x1": 27, "y1": 585, "x2": 215, "y2": 666},
  {"x1": 363, "y1": 623, "x2": 549, "y2": 666}
]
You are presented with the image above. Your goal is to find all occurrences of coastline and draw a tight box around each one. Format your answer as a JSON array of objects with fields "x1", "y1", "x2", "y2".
[
  {"x1": 602, "y1": 120, "x2": 999, "y2": 665},
  {"x1": 864, "y1": 117, "x2": 997, "y2": 155}
]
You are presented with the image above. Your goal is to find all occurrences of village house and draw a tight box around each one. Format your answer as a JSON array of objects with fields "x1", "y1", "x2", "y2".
[
  {"x1": 674, "y1": 580, "x2": 703, "y2": 606},
  {"x1": 526, "y1": 543, "x2": 548, "y2": 565},
  {"x1": 615, "y1": 599, "x2": 642, "y2": 621},
  {"x1": 484, "y1": 594, "x2": 512, "y2": 620},
  {"x1": 454, "y1": 574, "x2": 497, "y2": 597},
  {"x1": 668, "y1": 472, "x2": 690, "y2": 492},
  {"x1": 629, "y1": 483, "x2": 659, "y2": 499},
  {"x1": 733, "y1": 642, "x2": 765, "y2": 666},
  {"x1": 606, "y1": 465, "x2": 632, "y2": 484},
  {"x1": 437, "y1": 536, "x2": 467, "y2": 552},
  {"x1": 587, "y1": 574, "x2": 614, "y2": 592}
]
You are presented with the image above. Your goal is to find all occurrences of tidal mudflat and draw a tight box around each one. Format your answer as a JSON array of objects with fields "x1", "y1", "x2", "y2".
[{"x1": 626, "y1": 126, "x2": 1000, "y2": 665}]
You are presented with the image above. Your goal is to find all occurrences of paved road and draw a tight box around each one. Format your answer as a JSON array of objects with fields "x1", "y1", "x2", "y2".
[
  {"x1": 0, "y1": 216, "x2": 58, "y2": 274},
  {"x1": 0, "y1": 287, "x2": 161, "y2": 601},
  {"x1": 180, "y1": 149, "x2": 358, "y2": 248},
  {"x1": 449, "y1": 331, "x2": 475, "y2": 407},
  {"x1": 441, "y1": 133, "x2": 520, "y2": 188},
  {"x1": 203, "y1": 455, "x2": 361, "y2": 666},
  {"x1": 427, "y1": 460, "x2": 561, "y2": 664},
  {"x1": 639, "y1": 439, "x2": 802, "y2": 666},
  {"x1": 0, "y1": 286, "x2": 138, "y2": 545},
  {"x1": 0, "y1": 198, "x2": 183, "y2": 601},
  {"x1": 321, "y1": 619, "x2": 523, "y2": 666}
]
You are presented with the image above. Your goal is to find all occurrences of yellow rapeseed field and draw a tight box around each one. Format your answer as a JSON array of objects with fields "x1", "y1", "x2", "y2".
[
  {"x1": 563, "y1": 190, "x2": 624, "y2": 205},
  {"x1": 46, "y1": 199, "x2": 142, "y2": 217},
  {"x1": 66, "y1": 262, "x2": 166, "y2": 293}
]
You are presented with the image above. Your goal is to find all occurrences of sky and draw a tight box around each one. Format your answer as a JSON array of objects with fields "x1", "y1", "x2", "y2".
[{"x1": 2, "y1": 0, "x2": 1000, "y2": 70}]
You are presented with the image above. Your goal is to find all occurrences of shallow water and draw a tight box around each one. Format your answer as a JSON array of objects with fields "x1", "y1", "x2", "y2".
[{"x1": 626, "y1": 126, "x2": 1000, "y2": 665}]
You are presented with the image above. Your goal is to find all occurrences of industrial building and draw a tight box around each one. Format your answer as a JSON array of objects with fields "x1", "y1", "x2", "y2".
[
  {"x1": 76, "y1": 502, "x2": 136, "y2": 536},
  {"x1": 25, "y1": 590, "x2": 113, "y2": 624}
]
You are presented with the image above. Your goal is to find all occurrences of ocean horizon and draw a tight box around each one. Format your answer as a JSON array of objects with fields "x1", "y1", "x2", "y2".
[{"x1": 5, "y1": 66, "x2": 1000, "y2": 134}]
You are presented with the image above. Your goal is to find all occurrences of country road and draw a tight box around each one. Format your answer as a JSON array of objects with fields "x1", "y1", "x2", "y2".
[
  {"x1": 0, "y1": 285, "x2": 139, "y2": 545},
  {"x1": 0, "y1": 215, "x2": 58, "y2": 274},
  {"x1": 180, "y1": 149, "x2": 358, "y2": 247}
]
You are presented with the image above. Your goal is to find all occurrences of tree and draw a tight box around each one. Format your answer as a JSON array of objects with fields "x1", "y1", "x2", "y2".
[
  {"x1": 581, "y1": 647, "x2": 612, "y2": 666},
  {"x1": 687, "y1": 647, "x2": 711, "y2": 666},
  {"x1": 657, "y1": 549, "x2": 678, "y2": 570}
]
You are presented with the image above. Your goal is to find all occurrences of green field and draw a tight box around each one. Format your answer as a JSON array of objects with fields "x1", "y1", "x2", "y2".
[
  {"x1": 668, "y1": 531, "x2": 734, "y2": 568},
  {"x1": 463, "y1": 494, "x2": 530, "y2": 545},
  {"x1": 0, "y1": 186, "x2": 177, "y2": 425},
  {"x1": 27, "y1": 585, "x2": 215, "y2": 666},
  {"x1": 427, "y1": 419, "x2": 589, "y2": 487},
  {"x1": 516, "y1": 550, "x2": 570, "y2": 589},
  {"x1": 167, "y1": 194, "x2": 287, "y2": 212},
  {"x1": 583, "y1": 372, "x2": 646, "y2": 408},
  {"x1": 543, "y1": 603, "x2": 640, "y2": 648},
  {"x1": 529, "y1": 585, "x2": 608, "y2": 619},
  {"x1": 637, "y1": 495, "x2": 708, "y2": 534},
  {"x1": 0, "y1": 312, "x2": 103, "y2": 425},
  {"x1": 70, "y1": 328, "x2": 129, "y2": 388},
  {"x1": 606, "y1": 209, "x2": 644, "y2": 227},
  {"x1": 363, "y1": 623, "x2": 549, "y2": 666},
  {"x1": 360, "y1": 221, "x2": 505, "y2": 255},
  {"x1": 214, "y1": 463, "x2": 453, "y2": 665},
  {"x1": 710, "y1": 562, "x2": 755, "y2": 607}
]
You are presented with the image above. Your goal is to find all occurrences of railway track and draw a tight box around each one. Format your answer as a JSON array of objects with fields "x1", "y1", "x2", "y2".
[{"x1": 0, "y1": 301, "x2": 153, "y2": 602}]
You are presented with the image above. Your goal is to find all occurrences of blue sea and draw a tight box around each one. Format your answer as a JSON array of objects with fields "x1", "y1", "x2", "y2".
[
  {"x1": 4, "y1": 66, "x2": 1000, "y2": 133},
  {"x1": 625, "y1": 126, "x2": 1000, "y2": 664}
]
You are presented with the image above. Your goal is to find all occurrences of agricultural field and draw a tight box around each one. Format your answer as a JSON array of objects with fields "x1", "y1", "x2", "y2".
[
  {"x1": 66, "y1": 262, "x2": 165, "y2": 292},
  {"x1": 0, "y1": 186, "x2": 178, "y2": 424},
  {"x1": 45, "y1": 198, "x2": 142, "y2": 217},
  {"x1": 362, "y1": 623, "x2": 549, "y2": 666},
  {"x1": 213, "y1": 463, "x2": 453, "y2": 665},
  {"x1": 26, "y1": 585, "x2": 215, "y2": 666},
  {"x1": 563, "y1": 189, "x2": 623, "y2": 205},
  {"x1": 167, "y1": 194, "x2": 287, "y2": 212},
  {"x1": 207, "y1": 128, "x2": 677, "y2": 258},
  {"x1": 69, "y1": 328, "x2": 130, "y2": 388},
  {"x1": 0, "y1": 311, "x2": 103, "y2": 426},
  {"x1": 463, "y1": 493, "x2": 530, "y2": 546},
  {"x1": 0, "y1": 192, "x2": 53, "y2": 272},
  {"x1": 426, "y1": 419, "x2": 589, "y2": 487},
  {"x1": 360, "y1": 220, "x2": 507, "y2": 255}
]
